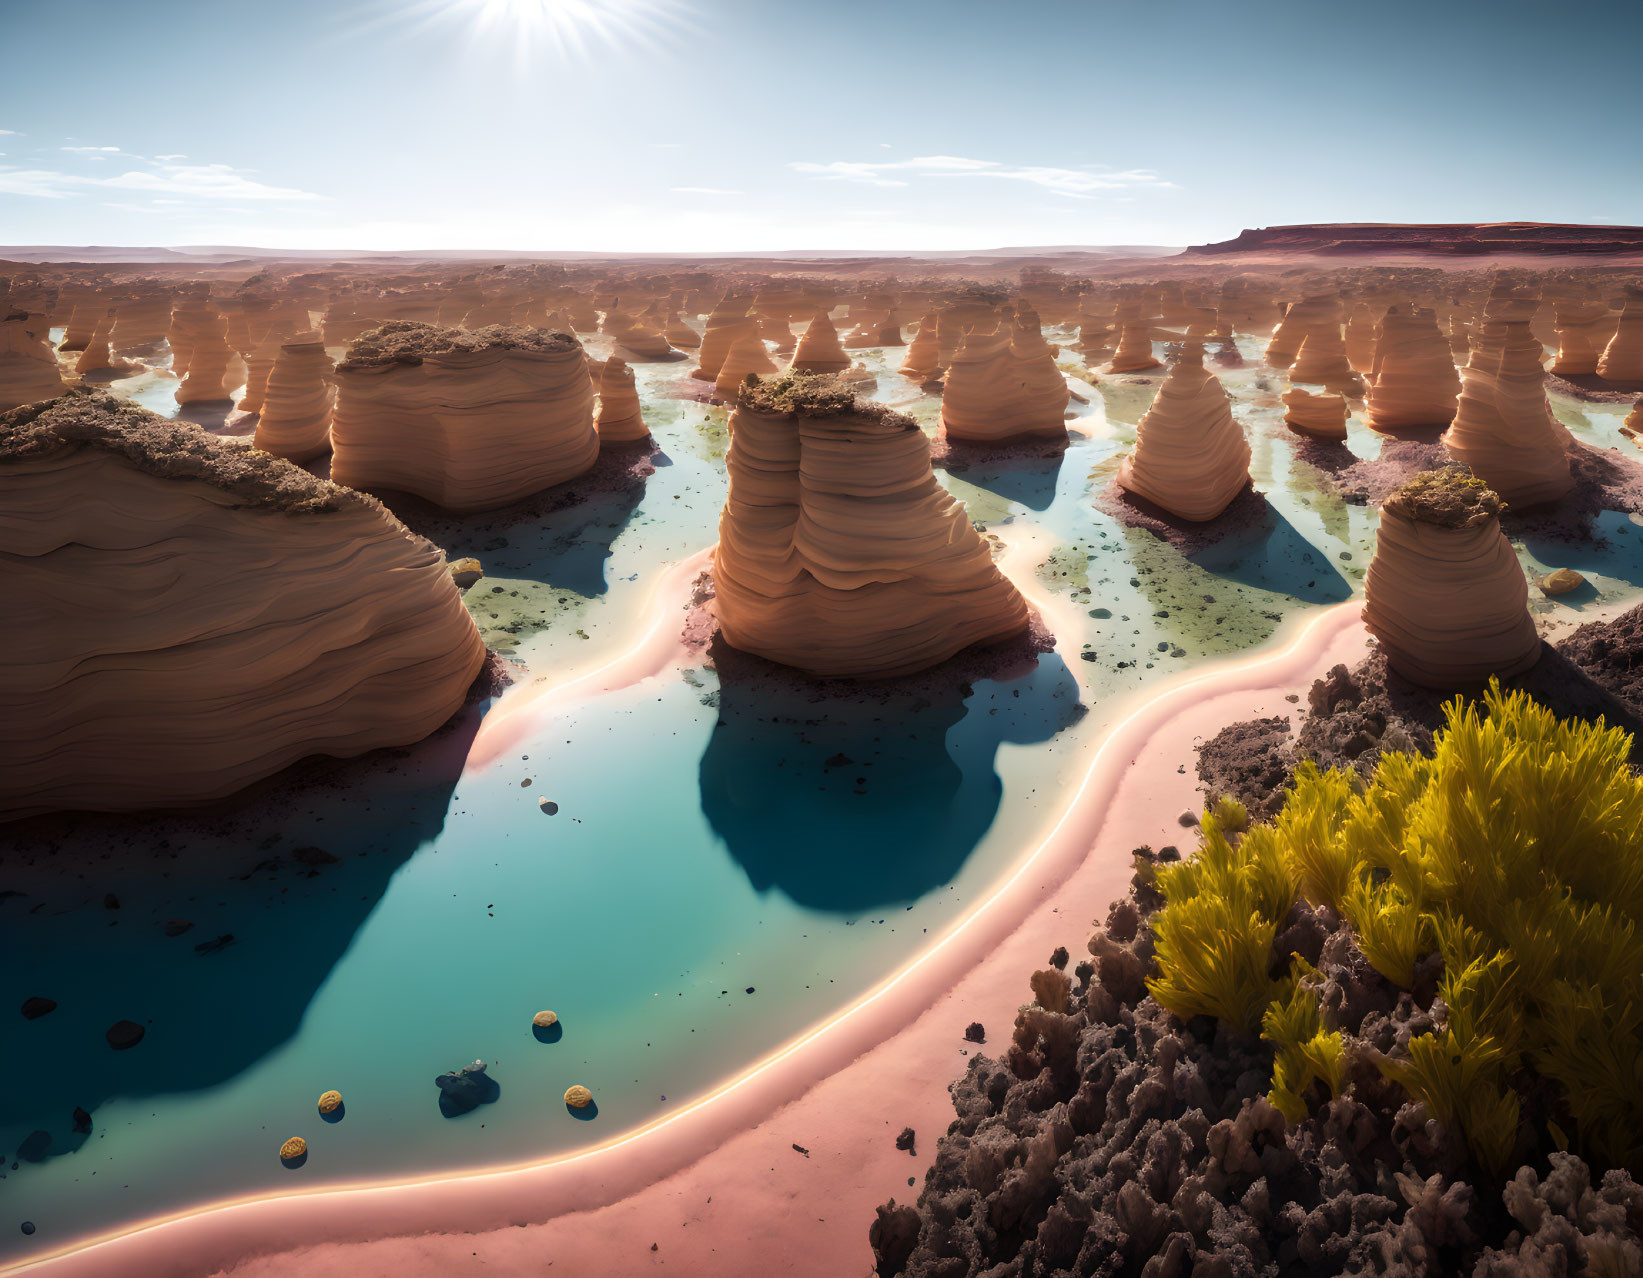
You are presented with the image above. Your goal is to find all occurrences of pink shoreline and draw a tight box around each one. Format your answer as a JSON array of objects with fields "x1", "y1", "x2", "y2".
[{"x1": 11, "y1": 596, "x2": 1370, "y2": 1278}]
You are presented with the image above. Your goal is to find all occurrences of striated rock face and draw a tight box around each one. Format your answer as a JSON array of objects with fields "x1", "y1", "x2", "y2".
[
  {"x1": 58, "y1": 301, "x2": 100, "y2": 352},
  {"x1": 1363, "y1": 305, "x2": 1460, "y2": 433},
  {"x1": 694, "y1": 295, "x2": 755, "y2": 382},
  {"x1": 110, "y1": 290, "x2": 172, "y2": 354},
  {"x1": 1265, "y1": 295, "x2": 1337, "y2": 369},
  {"x1": 1344, "y1": 301, "x2": 1377, "y2": 373},
  {"x1": 1281, "y1": 387, "x2": 1348, "y2": 440},
  {"x1": 1598, "y1": 300, "x2": 1643, "y2": 382},
  {"x1": 899, "y1": 310, "x2": 941, "y2": 383},
  {"x1": 939, "y1": 316, "x2": 1069, "y2": 444},
  {"x1": 1550, "y1": 302, "x2": 1616, "y2": 376},
  {"x1": 252, "y1": 333, "x2": 336, "y2": 463},
  {"x1": 788, "y1": 312, "x2": 850, "y2": 374},
  {"x1": 594, "y1": 355, "x2": 648, "y2": 443},
  {"x1": 174, "y1": 306, "x2": 241, "y2": 405},
  {"x1": 1442, "y1": 313, "x2": 1571, "y2": 507},
  {"x1": 1288, "y1": 312, "x2": 1363, "y2": 396},
  {"x1": 713, "y1": 331, "x2": 779, "y2": 399},
  {"x1": 1116, "y1": 344, "x2": 1251, "y2": 521},
  {"x1": 1108, "y1": 319, "x2": 1161, "y2": 372},
  {"x1": 663, "y1": 311, "x2": 700, "y2": 349},
  {"x1": 331, "y1": 322, "x2": 597, "y2": 512},
  {"x1": 0, "y1": 311, "x2": 65, "y2": 412},
  {"x1": 1363, "y1": 470, "x2": 1539, "y2": 688},
  {"x1": 711, "y1": 372, "x2": 1029, "y2": 678},
  {"x1": 73, "y1": 309, "x2": 119, "y2": 376},
  {"x1": 0, "y1": 389, "x2": 486, "y2": 818}
]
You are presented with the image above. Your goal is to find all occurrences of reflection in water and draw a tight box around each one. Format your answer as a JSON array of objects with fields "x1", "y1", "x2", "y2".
[
  {"x1": 699, "y1": 652, "x2": 1085, "y2": 912},
  {"x1": 0, "y1": 703, "x2": 483, "y2": 1169}
]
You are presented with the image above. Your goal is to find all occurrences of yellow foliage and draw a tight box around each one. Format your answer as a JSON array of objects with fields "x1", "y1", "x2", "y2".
[{"x1": 1145, "y1": 679, "x2": 1643, "y2": 1175}]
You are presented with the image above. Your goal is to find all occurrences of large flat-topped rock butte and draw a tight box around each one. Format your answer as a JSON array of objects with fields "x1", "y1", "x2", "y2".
[
  {"x1": 0, "y1": 388, "x2": 485, "y2": 818},
  {"x1": 330, "y1": 321, "x2": 599, "y2": 511},
  {"x1": 1187, "y1": 222, "x2": 1643, "y2": 256},
  {"x1": 1362, "y1": 468, "x2": 1540, "y2": 688},
  {"x1": 938, "y1": 312, "x2": 1070, "y2": 444},
  {"x1": 711, "y1": 371, "x2": 1029, "y2": 678}
]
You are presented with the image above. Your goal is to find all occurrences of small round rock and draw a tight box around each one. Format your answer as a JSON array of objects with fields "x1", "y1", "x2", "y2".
[
  {"x1": 532, "y1": 1010, "x2": 559, "y2": 1030},
  {"x1": 279, "y1": 1137, "x2": 307, "y2": 1164},
  {"x1": 564, "y1": 1085, "x2": 593, "y2": 1109},
  {"x1": 538, "y1": 798, "x2": 560, "y2": 816},
  {"x1": 1538, "y1": 568, "x2": 1585, "y2": 595},
  {"x1": 317, "y1": 1090, "x2": 343, "y2": 1115}
]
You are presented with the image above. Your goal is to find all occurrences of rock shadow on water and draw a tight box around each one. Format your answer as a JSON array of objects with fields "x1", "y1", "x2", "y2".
[
  {"x1": 933, "y1": 436, "x2": 1069, "y2": 513},
  {"x1": 376, "y1": 447, "x2": 654, "y2": 598},
  {"x1": 567, "y1": 1099, "x2": 599, "y2": 1122},
  {"x1": 532, "y1": 1020, "x2": 564, "y2": 1044},
  {"x1": 0, "y1": 667, "x2": 503, "y2": 1169},
  {"x1": 697, "y1": 631, "x2": 1085, "y2": 913},
  {"x1": 1186, "y1": 504, "x2": 1355, "y2": 605}
]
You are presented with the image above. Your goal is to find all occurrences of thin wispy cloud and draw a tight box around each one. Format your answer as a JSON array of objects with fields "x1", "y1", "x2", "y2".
[
  {"x1": 788, "y1": 155, "x2": 1178, "y2": 199},
  {"x1": 62, "y1": 145, "x2": 121, "y2": 153},
  {"x1": 670, "y1": 186, "x2": 741, "y2": 196},
  {"x1": 0, "y1": 160, "x2": 325, "y2": 202}
]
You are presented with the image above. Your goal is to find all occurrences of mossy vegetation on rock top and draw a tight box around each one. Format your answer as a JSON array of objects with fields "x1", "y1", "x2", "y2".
[{"x1": 1380, "y1": 465, "x2": 1506, "y2": 528}]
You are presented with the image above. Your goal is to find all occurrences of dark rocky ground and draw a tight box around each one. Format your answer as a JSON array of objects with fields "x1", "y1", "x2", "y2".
[{"x1": 872, "y1": 601, "x2": 1643, "y2": 1277}]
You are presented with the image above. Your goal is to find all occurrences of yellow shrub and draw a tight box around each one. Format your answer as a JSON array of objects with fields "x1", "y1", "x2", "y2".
[{"x1": 1145, "y1": 680, "x2": 1643, "y2": 1175}]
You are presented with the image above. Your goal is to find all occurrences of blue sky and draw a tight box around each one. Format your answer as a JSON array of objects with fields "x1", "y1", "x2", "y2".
[{"x1": 2, "y1": 0, "x2": 1638, "y2": 251}]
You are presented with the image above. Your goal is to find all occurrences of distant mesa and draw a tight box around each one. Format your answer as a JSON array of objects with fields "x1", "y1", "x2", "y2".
[
  {"x1": 1187, "y1": 223, "x2": 1643, "y2": 257},
  {"x1": 0, "y1": 388, "x2": 486, "y2": 817},
  {"x1": 330, "y1": 321, "x2": 599, "y2": 511},
  {"x1": 710, "y1": 372, "x2": 1030, "y2": 678}
]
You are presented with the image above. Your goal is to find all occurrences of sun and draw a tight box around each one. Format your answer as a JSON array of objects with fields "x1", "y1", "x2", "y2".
[{"x1": 404, "y1": 0, "x2": 692, "y2": 63}]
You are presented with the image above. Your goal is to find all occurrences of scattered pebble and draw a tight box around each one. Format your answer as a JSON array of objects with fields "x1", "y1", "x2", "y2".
[
  {"x1": 564, "y1": 1085, "x2": 593, "y2": 1109},
  {"x1": 964, "y1": 1022, "x2": 986, "y2": 1043},
  {"x1": 1177, "y1": 810, "x2": 1199, "y2": 827},
  {"x1": 20, "y1": 997, "x2": 56, "y2": 1021},
  {"x1": 538, "y1": 798, "x2": 559, "y2": 815},
  {"x1": 20, "y1": 1222, "x2": 35, "y2": 1236},
  {"x1": 279, "y1": 1137, "x2": 307, "y2": 1167},
  {"x1": 317, "y1": 1091, "x2": 343, "y2": 1116},
  {"x1": 105, "y1": 1020, "x2": 144, "y2": 1050},
  {"x1": 896, "y1": 1127, "x2": 916, "y2": 1154},
  {"x1": 532, "y1": 1010, "x2": 559, "y2": 1030}
]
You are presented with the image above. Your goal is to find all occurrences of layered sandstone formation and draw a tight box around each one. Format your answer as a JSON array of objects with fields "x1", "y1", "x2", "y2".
[
  {"x1": 110, "y1": 289, "x2": 172, "y2": 354},
  {"x1": 1362, "y1": 469, "x2": 1540, "y2": 688},
  {"x1": 899, "y1": 311, "x2": 941, "y2": 383},
  {"x1": 73, "y1": 310, "x2": 121, "y2": 376},
  {"x1": 1442, "y1": 309, "x2": 1572, "y2": 507},
  {"x1": 1598, "y1": 301, "x2": 1643, "y2": 382},
  {"x1": 252, "y1": 334, "x2": 336, "y2": 463},
  {"x1": 1362, "y1": 305, "x2": 1460, "y2": 433},
  {"x1": 664, "y1": 311, "x2": 700, "y2": 349},
  {"x1": 1266, "y1": 296, "x2": 1337, "y2": 369},
  {"x1": 713, "y1": 331, "x2": 779, "y2": 399},
  {"x1": 1281, "y1": 387, "x2": 1349, "y2": 440},
  {"x1": 789, "y1": 312, "x2": 850, "y2": 374},
  {"x1": 0, "y1": 389, "x2": 486, "y2": 817},
  {"x1": 695, "y1": 296, "x2": 755, "y2": 382},
  {"x1": 711, "y1": 372, "x2": 1029, "y2": 678},
  {"x1": 1345, "y1": 303, "x2": 1377, "y2": 373},
  {"x1": 174, "y1": 307, "x2": 241, "y2": 405},
  {"x1": 1288, "y1": 314, "x2": 1363, "y2": 395},
  {"x1": 331, "y1": 323, "x2": 598, "y2": 511},
  {"x1": 1109, "y1": 320, "x2": 1161, "y2": 372},
  {"x1": 58, "y1": 301, "x2": 100, "y2": 352},
  {"x1": 1550, "y1": 303, "x2": 1615, "y2": 377},
  {"x1": 939, "y1": 316, "x2": 1069, "y2": 444},
  {"x1": 594, "y1": 356, "x2": 648, "y2": 443},
  {"x1": 0, "y1": 312, "x2": 65, "y2": 412},
  {"x1": 1116, "y1": 343, "x2": 1251, "y2": 521}
]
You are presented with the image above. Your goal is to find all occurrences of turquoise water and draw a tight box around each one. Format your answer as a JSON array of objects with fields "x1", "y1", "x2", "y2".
[{"x1": 4, "y1": 330, "x2": 1640, "y2": 1261}]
